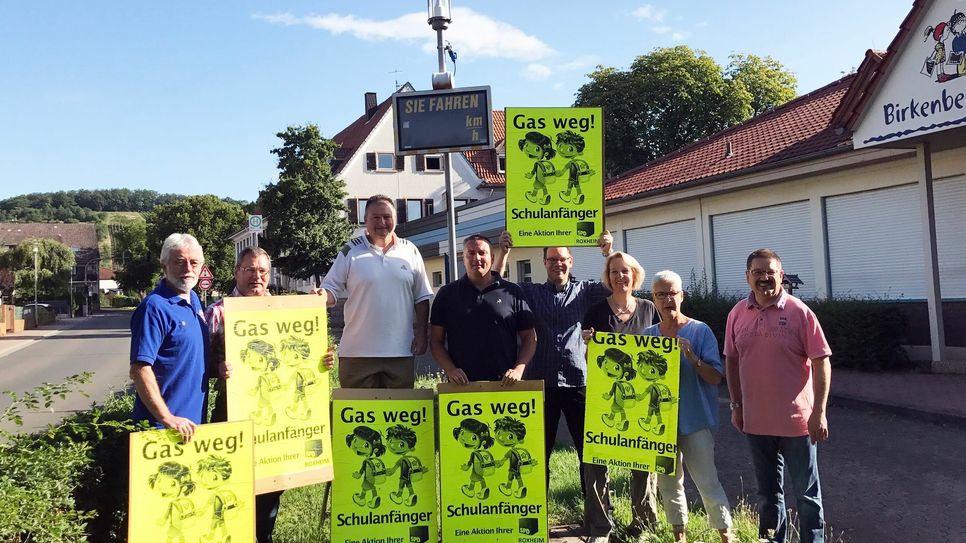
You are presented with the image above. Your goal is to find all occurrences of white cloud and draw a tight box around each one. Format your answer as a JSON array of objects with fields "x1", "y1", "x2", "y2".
[
  {"x1": 556, "y1": 55, "x2": 601, "y2": 72},
  {"x1": 523, "y1": 63, "x2": 553, "y2": 80},
  {"x1": 651, "y1": 26, "x2": 671, "y2": 34},
  {"x1": 696, "y1": 21, "x2": 709, "y2": 28},
  {"x1": 632, "y1": 5, "x2": 666, "y2": 22},
  {"x1": 671, "y1": 32, "x2": 688, "y2": 41},
  {"x1": 253, "y1": 7, "x2": 554, "y2": 61}
]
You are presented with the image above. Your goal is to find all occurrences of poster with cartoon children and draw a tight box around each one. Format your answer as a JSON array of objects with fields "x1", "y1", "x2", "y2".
[
  {"x1": 224, "y1": 295, "x2": 333, "y2": 493},
  {"x1": 129, "y1": 421, "x2": 255, "y2": 543},
  {"x1": 331, "y1": 389, "x2": 437, "y2": 543},
  {"x1": 584, "y1": 332, "x2": 681, "y2": 476},
  {"x1": 506, "y1": 107, "x2": 604, "y2": 248},
  {"x1": 438, "y1": 381, "x2": 547, "y2": 543}
]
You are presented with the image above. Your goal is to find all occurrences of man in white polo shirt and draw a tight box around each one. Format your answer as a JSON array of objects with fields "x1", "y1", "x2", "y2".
[{"x1": 320, "y1": 194, "x2": 433, "y2": 388}]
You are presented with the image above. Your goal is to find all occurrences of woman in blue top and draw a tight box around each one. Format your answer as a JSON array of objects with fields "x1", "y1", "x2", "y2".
[{"x1": 644, "y1": 270, "x2": 734, "y2": 543}]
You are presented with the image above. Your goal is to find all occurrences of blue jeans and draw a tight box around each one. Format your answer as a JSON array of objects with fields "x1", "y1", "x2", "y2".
[{"x1": 746, "y1": 434, "x2": 824, "y2": 543}]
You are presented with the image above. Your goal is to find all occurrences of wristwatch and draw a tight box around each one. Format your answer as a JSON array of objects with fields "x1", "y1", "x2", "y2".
[{"x1": 729, "y1": 401, "x2": 741, "y2": 411}]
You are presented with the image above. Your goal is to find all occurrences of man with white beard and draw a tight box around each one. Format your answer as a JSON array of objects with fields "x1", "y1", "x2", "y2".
[{"x1": 129, "y1": 233, "x2": 209, "y2": 442}]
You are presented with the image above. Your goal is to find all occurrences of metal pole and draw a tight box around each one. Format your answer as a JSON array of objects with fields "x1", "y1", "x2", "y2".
[
  {"x1": 33, "y1": 244, "x2": 39, "y2": 328},
  {"x1": 443, "y1": 153, "x2": 458, "y2": 281},
  {"x1": 435, "y1": 25, "x2": 459, "y2": 281}
]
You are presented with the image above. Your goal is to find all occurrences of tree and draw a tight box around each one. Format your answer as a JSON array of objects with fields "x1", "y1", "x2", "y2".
[
  {"x1": 112, "y1": 221, "x2": 155, "y2": 294},
  {"x1": 144, "y1": 195, "x2": 246, "y2": 292},
  {"x1": 0, "y1": 238, "x2": 75, "y2": 302},
  {"x1": 726, "y1": 54, "x2": 798, "y2": 117},
  {"x1": 259, "y1": 124, "x2": 352, "y2": 280},
  {"x1": 574, "y1": 46, "x2": 796, "y2": 177}
]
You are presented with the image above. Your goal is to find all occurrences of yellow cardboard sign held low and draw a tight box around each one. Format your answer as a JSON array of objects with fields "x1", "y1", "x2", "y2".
[
  {"x1": 584, "y1": 332, "x2": 681, "y2": 475},
  {"x1": 128, "y1": 421, "x2": 255, "y2": 543}
]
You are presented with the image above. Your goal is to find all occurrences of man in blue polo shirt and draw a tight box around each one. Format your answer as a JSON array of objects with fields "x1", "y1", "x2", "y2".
[{"x1": 130, "y1": 232, "x2": 209, "y2": 442}]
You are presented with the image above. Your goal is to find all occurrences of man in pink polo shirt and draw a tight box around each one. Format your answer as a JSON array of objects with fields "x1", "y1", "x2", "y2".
[{"x1": 724, "y1": 248, "x2": 831, "y2": 543}]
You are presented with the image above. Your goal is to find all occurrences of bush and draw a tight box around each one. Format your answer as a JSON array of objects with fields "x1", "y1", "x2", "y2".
[
  {"x1": 0, "y1": 376, "x2": 140, "y2": 542},
  {"x1": 110, "y1": 294, "x2": 140, "y2": 308}
]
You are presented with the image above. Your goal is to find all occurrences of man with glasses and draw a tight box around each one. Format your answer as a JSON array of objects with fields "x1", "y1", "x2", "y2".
[
  {"x1": 206, "y1": 246, "x2": 333, "y2": 542},
  {"x1": 494, "y1": 230, "x2": 613, "y2": 492},
  {"x1": 725, "y1": 248, "x2": 832, "y2": 543},
  {"x1": 130, "y1": 233, "x2": 208, "y2": 443}
]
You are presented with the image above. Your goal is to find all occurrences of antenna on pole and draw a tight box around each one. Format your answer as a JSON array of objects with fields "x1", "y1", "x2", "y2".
[{"x1": 389, "y1": 69, "x2": 404, "y2": 91}]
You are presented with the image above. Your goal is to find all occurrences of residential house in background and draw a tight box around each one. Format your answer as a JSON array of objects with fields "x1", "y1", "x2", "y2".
[{"x1": 0, "y1": 222, "x2": 101, "y2": 313}]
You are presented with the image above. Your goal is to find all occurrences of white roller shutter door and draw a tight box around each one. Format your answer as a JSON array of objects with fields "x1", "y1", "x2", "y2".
[
  {"x1": 935, "y1": 177, "x2": 966, "y2": 298},
  {"x1": 826, "y1": 178, "x2": 966, "y2": 299},
  {"x1": 624, "y1": 220, "x2": 700, "y2": 289},
  {"x1": 569, "y1": 246, "x2": 606, "y2": 283},
  {"x1": 826, "y1": 185, "x2": 922, "y2": 298},
  {"x1": 712, "y1": 201, "x2": 816, "y2": 297}
]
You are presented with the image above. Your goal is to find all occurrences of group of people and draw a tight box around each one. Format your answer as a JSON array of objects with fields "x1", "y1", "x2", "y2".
[{"x1": 130, "y1": 194, "x2": 831, "y2": 543}]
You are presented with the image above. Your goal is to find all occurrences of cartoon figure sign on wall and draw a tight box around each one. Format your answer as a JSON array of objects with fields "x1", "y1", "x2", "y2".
[{"x1": 506, "y1": 107, "x2": 604, "y2": 248}]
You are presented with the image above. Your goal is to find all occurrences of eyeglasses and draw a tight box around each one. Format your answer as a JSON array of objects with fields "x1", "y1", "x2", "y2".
[
  {"x1": 240, "y1": 266, "x2": 270, "y2": 276},
  {"x1": 653, "y1": 291, "x2": 682, "y2": 299},
  {"x1": 748, "y1": 269, "x2": 781, "y2": 278}
]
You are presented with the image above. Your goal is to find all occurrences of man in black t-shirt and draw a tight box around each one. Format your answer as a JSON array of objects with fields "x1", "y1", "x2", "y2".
[{"x1": 429, "y1": 235, "x2": 537, "y2": 385}]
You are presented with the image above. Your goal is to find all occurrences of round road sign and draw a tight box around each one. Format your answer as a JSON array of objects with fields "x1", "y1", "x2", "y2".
[{"x1": 198, "y1": 277, "x2": 213, "y2": 291}]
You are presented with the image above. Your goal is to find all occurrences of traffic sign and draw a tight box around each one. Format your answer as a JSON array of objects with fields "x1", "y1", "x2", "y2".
[
  {"x1": 198, "y1": 277, "x2": 213, "y2": 291},
  {"x1": 248, "y1": 214, "x2": 263, "y2": 233},
  {"x1": 199, "y1": 265, "x2": 214, "y2": 280}
]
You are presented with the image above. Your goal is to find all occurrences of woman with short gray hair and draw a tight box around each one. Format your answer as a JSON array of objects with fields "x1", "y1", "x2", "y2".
[{"x1": 645, "y1": 270, "x2": 734, "y2": 543}]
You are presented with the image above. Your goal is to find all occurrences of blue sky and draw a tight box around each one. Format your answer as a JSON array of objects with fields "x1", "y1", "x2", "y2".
[{"x1": 0, "y1": 1, "x2": 914, "y2": 203}]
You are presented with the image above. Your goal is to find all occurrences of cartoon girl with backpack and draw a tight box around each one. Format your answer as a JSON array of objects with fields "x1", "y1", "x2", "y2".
[
  {"x1": 454, "y1": 418, "x2": 496, "y2": 499},
  {"x1": 148, "y1": 461, "x2": 196, "y2": 543},
  {"x1": 240, "y1": 339, "x2": 282, "y2": 426},
  {"x1": 519, "y1": 131, "x2": 557, "y2": 205},
  {"x1": 598, "y1": 347, "x2": 637, "y2": 431},
  {"x1": 347, "y1": 425, "x2": 388, "y2": 508}
]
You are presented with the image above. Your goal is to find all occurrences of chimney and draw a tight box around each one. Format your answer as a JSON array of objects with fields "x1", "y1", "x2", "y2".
[{"x1": 365, "y1": 92, "x2": 378, "y2": 120}]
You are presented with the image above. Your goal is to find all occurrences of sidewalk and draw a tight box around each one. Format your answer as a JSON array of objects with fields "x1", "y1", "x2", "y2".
[
  {"x1": 829, "y1": 367, "x2": 966, "y2": 426},
  {"x1": 0, "y1": 315, "x2": 94, "y2": 359}
]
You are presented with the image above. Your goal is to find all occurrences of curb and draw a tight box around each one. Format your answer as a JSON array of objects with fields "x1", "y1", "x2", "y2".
[{"x1": 830, "y1": 393, "x2": 966, "y2": 430}]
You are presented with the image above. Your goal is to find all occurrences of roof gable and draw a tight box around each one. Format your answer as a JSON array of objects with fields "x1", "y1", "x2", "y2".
[
  {"x1": 462, "y1": 110, "x2": 506, "y2": 187},
  {"x1": 847, "y1": 0, "x2": 966, "y2": 148}
]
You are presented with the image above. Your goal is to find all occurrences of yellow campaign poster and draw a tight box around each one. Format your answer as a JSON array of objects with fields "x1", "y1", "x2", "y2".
[
  {"x1": 224, "y1": 295, "x2": 333, "y2": 493},
  {"x1": 438, "y1": 381, "x2": 547, "y2": 543},
  {"x1": 128, "y1": 421, "x2": 255, "y2": 543},
  {"x1": 583, "y1": 332, "x2": 682, "y2": 475},
  {"x1": 505, "y1": 107, "x2": 604, "y2": 247},
  {"x1": 330, "y1": 389, "x2": 437, "y2": 543}
]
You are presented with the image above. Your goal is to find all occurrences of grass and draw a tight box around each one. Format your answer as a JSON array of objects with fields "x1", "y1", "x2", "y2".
[{"x1": 272, "y1": 442, "x2": 845, "y2": 543}]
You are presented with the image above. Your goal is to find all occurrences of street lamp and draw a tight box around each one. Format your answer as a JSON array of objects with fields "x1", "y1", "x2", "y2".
[
  {"x1": 32, "y1": 243, "x2": 39, "y2": 328},
  {"x1": 426, "y1": 0, "x2": 460, "y2": 281}
]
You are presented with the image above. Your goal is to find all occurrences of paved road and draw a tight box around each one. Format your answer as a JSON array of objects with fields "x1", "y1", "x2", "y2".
[
  {"x1": 0, "y1": 310, "x2": 132, "y2": 435},
  {"x1": 675, "y1": 398, "x2": 966, "y2": 543}
]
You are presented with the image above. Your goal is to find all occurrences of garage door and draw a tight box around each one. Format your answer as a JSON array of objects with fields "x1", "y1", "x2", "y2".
[
  {"x1": 711, "y1": 201, "x2": 815, "y2": 297},
  {"x1": 624, "y1": 220, "x2": 700, "y2": 290}
]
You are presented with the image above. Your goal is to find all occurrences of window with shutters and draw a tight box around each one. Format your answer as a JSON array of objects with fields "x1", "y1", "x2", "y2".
[
  {"x1": 406, "y1": 199, "x2": 423, "y2": 221},
  {"x1": 432, "y1": 271, "x2": 443, "y2": 287},
  {"x1": 424, "y1": 155, "x2": 443, "y2": 171},
  {"x1": 356, "y1": 199, "x2": 367, "y2": 223},
  {"x1": 376, "y1": 153, "x2": 395, "y2": 171},
  {"x1": 516, "y1": 260, "x2": 532, "y2": 283},
  {"x1": 422, "y1": 199, "x2": 434, "y2": 217},
  {"x1": 497, "y1": 155, "x2": 506, "y2": 173}
]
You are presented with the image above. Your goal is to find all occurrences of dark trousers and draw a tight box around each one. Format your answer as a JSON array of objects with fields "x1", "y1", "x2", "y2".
[
  {"x1": 747, "y1": 434, "x2": 824, "y2": 543},
  {"x1": 544, "y1": 386, "x2": 587, "y2": 496},
  {"x1": 256, "y1": 491, "x2": 283, "y2": 542}
]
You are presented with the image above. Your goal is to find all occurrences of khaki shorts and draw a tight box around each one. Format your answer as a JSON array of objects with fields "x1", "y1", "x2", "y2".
[{"x1": 338, "y1": 356, "x2": 416, "y2": 389}]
